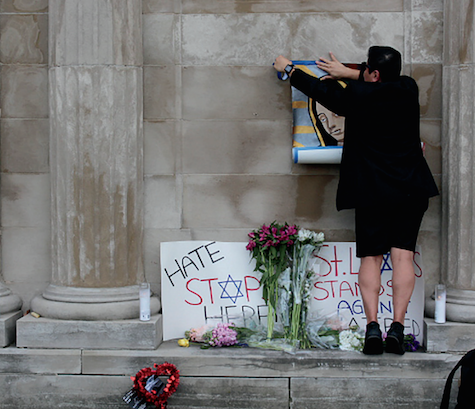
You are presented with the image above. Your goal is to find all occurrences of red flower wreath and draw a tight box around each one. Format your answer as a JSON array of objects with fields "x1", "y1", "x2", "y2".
[{"x1": 131, "y1": 362, "x2": 180, "y2": 409}]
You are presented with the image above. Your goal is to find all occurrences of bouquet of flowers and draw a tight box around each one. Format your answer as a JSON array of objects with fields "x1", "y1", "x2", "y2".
[
  {"x1": 246, "y1": 222, "x2": 298, "y2": 339},
  {"x1": 280, "y1": 229, "x2": 325, "y2": 348},
  {"x1": 182, "y1": 323, "x2": 251, "y2": 349},
  {"x1": 306, "y1": 312, "x2": 365, "y2": 351}
]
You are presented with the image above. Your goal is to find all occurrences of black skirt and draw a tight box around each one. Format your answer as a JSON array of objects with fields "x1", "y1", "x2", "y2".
[{"x1": 355, "y1": 196, "x2": 429, "y2": 258}]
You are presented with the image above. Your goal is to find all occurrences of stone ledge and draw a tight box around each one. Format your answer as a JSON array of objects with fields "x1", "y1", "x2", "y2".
[
  {"x1": 82, "y1": 340, "x2": 462, "y2": 378},
  {"x1": 424, "y1": 318, "x2": 475, "y2": 352},
  {"x1": 0, "y1": 311, "x2": 22, "y2": 347},
  {"x1": 16, "y1": 314, "x2": 163, "y2": 350},
  {"x1": 0, "y1": 341, "x2": 462, "y2": 408},
  {"x1": 0, "y1": 347, "x2": 81, "y2": 374}
]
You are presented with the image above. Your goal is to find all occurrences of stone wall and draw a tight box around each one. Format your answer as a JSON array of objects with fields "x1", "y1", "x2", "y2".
[
  {"x1": 0, "y1": 0, "x2": 443, "y2": 309},
  {"x1": 141, "y1": 0, "x2": 443, "y2": 299},
  {"x1": 0, "y1": 0, "x2": 50, "y2": 309}
]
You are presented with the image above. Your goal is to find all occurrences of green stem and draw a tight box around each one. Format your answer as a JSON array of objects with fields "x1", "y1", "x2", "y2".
[
  {"x1": 290, "y1": 302, "x2": 301, "y2": 341},
  {"x1": 267, "y1": 304, "x2": 275, "y2": 340}
]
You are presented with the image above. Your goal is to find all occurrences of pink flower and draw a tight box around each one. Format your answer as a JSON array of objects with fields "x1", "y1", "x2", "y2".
[
  {"x1": 246, "y1": 241, "x2": 256, "y2": 251},
  {"x1": 188, "y1": 325, "x2": 209, "y2": 342}
]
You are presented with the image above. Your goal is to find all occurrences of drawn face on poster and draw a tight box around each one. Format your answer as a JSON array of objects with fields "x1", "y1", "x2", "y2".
[{"x1": 314, "y1": 102, "x2": 345, "y2": 146}]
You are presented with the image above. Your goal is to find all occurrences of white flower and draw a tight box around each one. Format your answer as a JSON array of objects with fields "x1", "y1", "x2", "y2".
[
  {"x1": 298, "y1": 229, "x2": 313, "y2": 242},
  {"x1": 339, "y1": 330, "x2": 364, "y2": 351},
  {"x1": 314, "y1": 232, "x2": 325, "y2": 243}
]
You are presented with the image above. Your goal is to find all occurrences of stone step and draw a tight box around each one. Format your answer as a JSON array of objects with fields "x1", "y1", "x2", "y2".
[{"x1": 0, "y1": 341, "x2": 464, "y2": 408}]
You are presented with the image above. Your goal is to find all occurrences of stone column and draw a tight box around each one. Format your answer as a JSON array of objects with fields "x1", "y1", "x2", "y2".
[
  {"x1": 30, "y1": 0, "x2": 159, "y2": 320},
  {"x1": 437, "y1": 1, "x2": 475, "y2": 323}
]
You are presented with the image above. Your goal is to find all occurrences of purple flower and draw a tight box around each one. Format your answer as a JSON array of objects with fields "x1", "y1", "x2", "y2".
[{"x1": 209, "y1": 323, "x2": 237, "y2": 347}]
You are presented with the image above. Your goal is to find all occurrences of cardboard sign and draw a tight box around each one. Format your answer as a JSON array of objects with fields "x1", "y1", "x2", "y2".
[
  {"x1": 310, "y1": 242, "x2": 424, "y2": 339},
  {"x1": 160, "y1": 241, "x2": 424, "y2": 343}
]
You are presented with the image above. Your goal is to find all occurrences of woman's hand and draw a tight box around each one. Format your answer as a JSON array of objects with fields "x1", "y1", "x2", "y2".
[{"x1": 274, "y1": 55, "x2": 292, "y2": 72}]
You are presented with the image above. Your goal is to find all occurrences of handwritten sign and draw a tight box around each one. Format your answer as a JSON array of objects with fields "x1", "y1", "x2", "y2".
[
  {"x1": 160, "y1": 241, "x2": 424, "y2": 343},
  {"x1": 310, "y1": 243, "x2": 424, "y2": 340}
]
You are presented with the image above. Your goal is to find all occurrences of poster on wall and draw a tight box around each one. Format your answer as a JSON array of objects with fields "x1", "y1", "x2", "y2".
[
  {"x1": 281, "y1": 61, "x2": 360, "y2": 164},
  {"x1": 160, "y1": 241, "x2": 425, "y2": 343}
]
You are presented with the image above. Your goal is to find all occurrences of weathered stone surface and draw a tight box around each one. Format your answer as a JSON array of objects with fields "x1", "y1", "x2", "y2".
[
  {"x1": 291, "y1": 13, "x2": 403, "y2": 62},
  {"x1": 143, "y1": 14, "x2": 179, "y2": 65},
  {"x1": 412, "y1": 63, "x2": 443, "y2": 118},
  {"x1": 413, "y1": 0, "x2": 443, "y2": 12},
  {"x1": 0, "y1": 65, "x2": 48, "y2": 118},
  {"x1": 182, "y1": 13, "x2": 292, "y2": 66},
  {"x1": 144, "y1": 175, "x2": 182, "y2": 229},
  {"x1": 144, "y1": 66, "x2": 180, "y2": 119},
  {"x1": 29, "y1": 292, "x2": 160, "y2": 321},
  {"x1": 182, "y1": 119, "x2": 292, "y2": 175},
  {"x1": 181, "y1": 13, "x2": 403, "y2": 66},
  {"x1": 1, "y1": 226, "x2": 51, "y2": 283},
  {"x1": 0, "y1": 119, "x2": 49, "y2": 173},
  {"x1": 0, "y1": 0, "x2": 48, "y2": 12},
  {"x1": 417, "y1": 230, "x2": 441, "y2": 295},
  {"x1": 49, "y1": 66, "x2": 144, "y2": 289},
  {"x1": 0, "y1": 311, "x2": 22, "y2": 346},
  {"x1": 1, "y1": 173, "x2": 50, "y2": 227},
  {"x1": 182, "y1": 174, "x2": 353, "y2": 230},
  {"x1": 443, "y1": 0, "x2": 474, "y2": 65},
  {"x1": 167, "y1": 377, "x2": 289, "y2": 409},
  {"x1": 82, "y1": 340, "x2": 461, "y2": 378},
  {"x1": 143, "y1": 0, "x2": 178, "y2": 14},
  {"x1": 424, "y1": 318, "x2": 475, "y2": 353},
  {"x1": 17, "y1": 314, "x2": 163, "y2": 349},
  {"x1": 411, "y1": 11, "x2": 444, "y2": 63},
  {"x1": 49, "y1": 0, "x2": 142, "y2": 66},
  {"x1": 181, "y1": 0, "x2": 403, "y2": 14},
  {"x1": 0, "y1": 346, "x2": 80, "y2": 373},
  {"x1": 0, "y1": 374, "x2": 131, "y2": 409},
  {"x1": 0, "y1": 14, "x2": 48, "y2": 64},
  {"x1": 190, "y1": 228, "x2": 251, "y2": 242},
  {"x1": 144, "y1": 120, "x2": 180, "y2": 175},
  {"x1": 182, "y1": 67, "x2": 290, "y2": 120},
  {"x1": 420, "y1": 119, "x2": 442, "y2": 175},
  {"x1": 290, "y1": 377, "x2": 454, "y2": 408},
  {"x1": 440, "y1": 1, "x2": 475, "y2": 320},
  {"x1": 0, "y1": 342, "x2": 464, "y2": 408}
]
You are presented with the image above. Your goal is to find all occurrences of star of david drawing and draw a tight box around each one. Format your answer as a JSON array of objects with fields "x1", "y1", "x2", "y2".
[
  {"x1": 381, "y1": 253, "x2": 392, "y2": 274},
  {"x1": 218, "y1": 275, "x2": 244, "y2": 304}
]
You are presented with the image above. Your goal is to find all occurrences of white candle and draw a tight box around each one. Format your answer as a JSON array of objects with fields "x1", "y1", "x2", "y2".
[
  {"x1": 434, "y1": 284, "x2": 446, "y2": 324},
  {"x1": 139, "y1": 283, "x2": 151, "y2": 321}
]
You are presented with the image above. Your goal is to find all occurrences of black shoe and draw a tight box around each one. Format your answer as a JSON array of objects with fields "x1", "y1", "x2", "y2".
[
  {"x1": 385, "y1": 321, "x2": 405, "y2": 355},
  {"x1": 363, "y1": 321, "x2": 383, "y2": 355}
]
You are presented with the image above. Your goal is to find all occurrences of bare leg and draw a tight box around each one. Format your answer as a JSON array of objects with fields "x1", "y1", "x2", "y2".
[
  {"x1": 390, "y1": 247, "x2": 415, "y2": 324},
  {"x1": 358, "y1": 255, "x2": 383, "y2": 324}
]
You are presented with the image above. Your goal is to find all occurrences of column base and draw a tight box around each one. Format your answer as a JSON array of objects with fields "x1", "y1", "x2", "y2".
[
  {"x1": 30, "y1": 293, "x2": 160, "y2": 320},
  {"x1": 0, "y1": 286, "x2": 22, "y2": 314},
  {"x1": 424, "y1": 317, "x2": 475, "y2": 352},
  {"x1": 0, "y1": 310, "x2": 23, "y2": 347},
  {"x1": 16, "y1": 313, "x2": 163, "y2": 350},
  {"x1": 426, "y1": 288, "x2": 475, "y2": 323}
]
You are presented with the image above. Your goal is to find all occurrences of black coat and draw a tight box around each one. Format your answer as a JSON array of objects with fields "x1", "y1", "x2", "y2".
[{"x1": 290, "y1": 69, "x2": 439, "y2": 210}]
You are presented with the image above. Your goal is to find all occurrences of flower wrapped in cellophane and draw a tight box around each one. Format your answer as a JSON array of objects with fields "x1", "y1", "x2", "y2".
[
  {"x1": 278, "y1": 228, "x2": 325, "y2": 348},
  {"x1": 246, "y1": 222, "x2": 299, "y2": 339}
]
